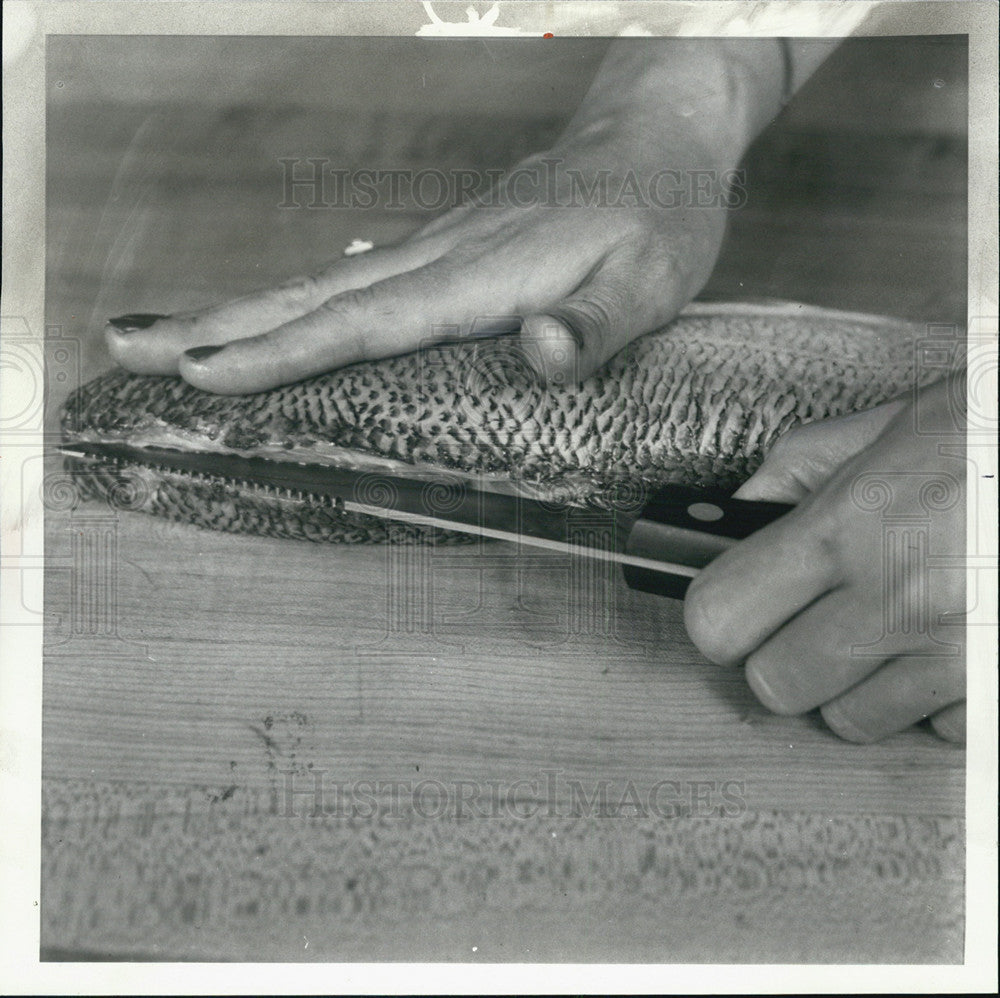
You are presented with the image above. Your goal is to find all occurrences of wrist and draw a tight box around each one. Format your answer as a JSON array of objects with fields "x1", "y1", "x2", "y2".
[{"x1": 561, "y1": 38, "x2": 786, "y2": 171}]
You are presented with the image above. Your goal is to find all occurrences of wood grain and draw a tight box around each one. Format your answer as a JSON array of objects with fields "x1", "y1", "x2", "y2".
[
  {"x1": 41, "y1": 780, "x2": 963, "y2": 963},
  {"x1": 41, "y1": 488, "x2": 965, "y2": 961},
  {"x1": 41, "y1": 35, "x2": 968, "y2": 961},
  {"x1": 43, "y1": 502, "x2": 964, "y2": 818}
]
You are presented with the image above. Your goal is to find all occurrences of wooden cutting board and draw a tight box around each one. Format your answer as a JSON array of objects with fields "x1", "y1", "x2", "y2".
[{"x1": 41, "y1": 486, "x2": 964, "y2": 961}]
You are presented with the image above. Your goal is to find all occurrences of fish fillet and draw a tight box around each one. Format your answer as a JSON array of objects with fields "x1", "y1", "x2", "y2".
[{"x1": 59, "y1": 300, "x2": 929, "y2": 542}]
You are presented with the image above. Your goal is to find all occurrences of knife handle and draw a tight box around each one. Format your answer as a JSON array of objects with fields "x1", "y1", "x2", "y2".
[{"x1": 622, "y1": 484, "x2": 794, "y2": 600}]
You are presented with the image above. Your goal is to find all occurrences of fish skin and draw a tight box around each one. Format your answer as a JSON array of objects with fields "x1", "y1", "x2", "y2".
[{"x1": 60, "y1": 301, "x2": 930, "y2": 542}]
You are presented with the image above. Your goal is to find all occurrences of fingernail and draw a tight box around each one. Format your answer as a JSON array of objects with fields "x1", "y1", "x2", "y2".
[
  {"x1": 524, "y1": 316, "x2": 582, "y2": 388},
  {"x1": 108, "y1": 313, "x2": 167, "y2": 332},
  {"x1": 745, "y1": 663, "x2": 794, "y2": 716},
  {"x1": 821, "y1": 700, "x2": 874, "y2": 744},
  {"x1": 184, "y1": 345, "x2": 224, "y2": 362}
]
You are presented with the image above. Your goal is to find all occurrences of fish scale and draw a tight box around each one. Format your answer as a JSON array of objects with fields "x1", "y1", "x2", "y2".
[{"x1": 60, "y1": 300, "x2": 932, "y2": 544}]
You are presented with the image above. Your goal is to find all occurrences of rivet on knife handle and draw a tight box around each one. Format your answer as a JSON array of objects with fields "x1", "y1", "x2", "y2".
[{"x1": 622, "y1": 484, "x2": 794, "y2": 600}]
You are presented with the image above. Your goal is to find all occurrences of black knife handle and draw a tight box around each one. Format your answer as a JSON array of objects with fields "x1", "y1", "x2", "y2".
[{"x1": 622, "y1": 484, "x2": 794, "y2": 600}]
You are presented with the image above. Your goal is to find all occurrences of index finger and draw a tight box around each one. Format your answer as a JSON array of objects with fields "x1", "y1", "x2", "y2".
[
  {"x1": 106, "y1": 238, "x2": 450, "y2": 376},
  {"x1": 682, "y1": 497, "x2": 843, "y2": 666},
  {"x1": 177, "y1": 243, "x2": 596, "y2": 394}
]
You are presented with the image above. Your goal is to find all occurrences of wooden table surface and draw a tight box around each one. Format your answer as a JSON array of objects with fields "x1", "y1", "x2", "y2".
[{"x1": 41, "y1": 36, "x2": 967, "y2": 962}]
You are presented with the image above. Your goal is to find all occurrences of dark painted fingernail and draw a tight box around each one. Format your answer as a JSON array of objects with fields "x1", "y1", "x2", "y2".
[
  {"x1": 184, "y1": 345, "x2": 224, "y2": 362},
  {"x1": 108, "y1": 313, "x2": 167, "y2": 332}
]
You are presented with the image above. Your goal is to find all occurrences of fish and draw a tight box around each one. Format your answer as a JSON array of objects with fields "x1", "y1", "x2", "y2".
[{"x1": 59, "y1": 300, "x2": 929, "y2": 543}]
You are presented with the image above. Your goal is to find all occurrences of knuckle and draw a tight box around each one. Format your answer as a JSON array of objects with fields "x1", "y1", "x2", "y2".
[
  {"x1": 566, "y1": 297, "x2": 614, "y2": 337},
  {"x1": 642, "y1": 222, "x2": 720, "y2": 296},
  {"x1": 316, "y1": 285, "x2": 380, "y2": 360},
  {"x1": 321, "y1": 284, "x2": 379, "y2": 315},
  {"x1": 278, "y1": 272, "x2": 326, "y2": 308},
  {"x1": 637, "y1": 229, "x2": 683, "y2": 273},
  {"x1": 814, "y1": 530, "x2": 843, "y2": 571},
  {"x1": 554, "y1": 285, "x2": 625, "y2": 348}
]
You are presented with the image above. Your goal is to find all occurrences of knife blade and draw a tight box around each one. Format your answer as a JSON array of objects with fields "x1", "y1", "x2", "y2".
[{"x1": 58, "y1": 442, "x2": 794, "y2": 599}]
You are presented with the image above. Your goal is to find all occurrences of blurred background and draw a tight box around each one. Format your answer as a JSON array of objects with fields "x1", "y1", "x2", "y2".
[{"x1": 46, "y1": 34, "x2": 967, "y2": 407}]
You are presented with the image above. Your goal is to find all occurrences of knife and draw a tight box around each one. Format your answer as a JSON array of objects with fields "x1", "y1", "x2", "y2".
[{"x1": 59, "y1": 442, "x2": 794, "y2": 600}]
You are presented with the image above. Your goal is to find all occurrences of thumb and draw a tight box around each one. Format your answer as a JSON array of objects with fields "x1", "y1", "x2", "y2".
[
  {"x1": 518, "y1": 258, "x2": 677, "y2": 387},
  {"x1": 734, "y1": 396, "x2": 910, "y2": 503}
]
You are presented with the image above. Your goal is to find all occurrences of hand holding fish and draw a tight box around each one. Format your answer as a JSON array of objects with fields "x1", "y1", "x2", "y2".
[
  {"x1": 684, "y1": 377, "x2": 967, "y2": 743},
  {"x1": 105, "y1": 40, "x2": 829, "y2": 394}
]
